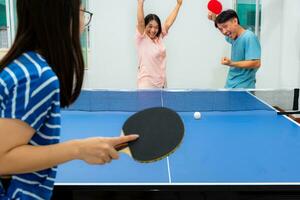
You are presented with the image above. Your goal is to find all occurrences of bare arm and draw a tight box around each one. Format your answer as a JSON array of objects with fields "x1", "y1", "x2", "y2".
[
  {"x1": 0, "y1": 119, "x2": 138, "y2": 175},
  {"x1": 164, "y1": 0, "x2": 183, "y2": 33},
  {"x1": 221, "y1": 57, "x2": 261, "y2": 69},
  {"x1": 137, "y1": 0, "x2": 145, "y2": 35}
]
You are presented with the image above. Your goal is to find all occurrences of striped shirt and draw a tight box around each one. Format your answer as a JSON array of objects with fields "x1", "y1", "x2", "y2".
[{"x1": 0, "y1": 51, "x2": 60, "y2": 200}]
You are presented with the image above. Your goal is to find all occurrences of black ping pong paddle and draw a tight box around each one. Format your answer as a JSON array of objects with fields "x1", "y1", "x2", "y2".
[{"x1": 115, "y1": 107, "x2": 184, "y2": 163}]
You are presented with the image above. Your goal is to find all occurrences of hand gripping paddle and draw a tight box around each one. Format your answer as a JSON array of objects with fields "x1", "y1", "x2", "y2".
[{"x1": 116, "y1": 107, "x2": 184, "y2": 163}]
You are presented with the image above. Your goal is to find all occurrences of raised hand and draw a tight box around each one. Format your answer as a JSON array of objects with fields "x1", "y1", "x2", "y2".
[{"x1": 208, "y1": 11, "x2": 217, "y2": 21}]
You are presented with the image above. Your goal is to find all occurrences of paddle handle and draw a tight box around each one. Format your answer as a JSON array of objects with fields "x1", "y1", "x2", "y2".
[{"x1": 115, "y1": 143, "x2": 132, "y2": 156}]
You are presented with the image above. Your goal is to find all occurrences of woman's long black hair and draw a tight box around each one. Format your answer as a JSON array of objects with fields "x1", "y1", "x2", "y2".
[{"x1": 0, "y1": 0, "x2": 85, "y2": 107}]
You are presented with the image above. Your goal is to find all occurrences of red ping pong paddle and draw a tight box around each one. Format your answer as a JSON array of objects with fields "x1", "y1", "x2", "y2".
[
  {"x1": 115, "y1": 107, "x2": 184, "y2": 163},
  {"x1": 208, "y1": 0, "x2": 223, "y2": 15}
]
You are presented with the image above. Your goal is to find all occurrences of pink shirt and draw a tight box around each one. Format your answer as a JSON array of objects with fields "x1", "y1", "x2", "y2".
[{"x1": 136, "y1": 29, "x2": 167, "y2": 88}]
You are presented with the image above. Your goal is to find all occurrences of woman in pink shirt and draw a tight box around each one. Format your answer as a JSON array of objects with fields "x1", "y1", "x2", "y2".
[{"x1": 136, "y1": 0, "x2": 183, "y2": 89}]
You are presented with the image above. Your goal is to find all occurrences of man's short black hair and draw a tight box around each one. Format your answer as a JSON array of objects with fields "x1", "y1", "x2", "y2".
[{"x1": 214, "y1": 9, "x2": 240, "y2": 28}]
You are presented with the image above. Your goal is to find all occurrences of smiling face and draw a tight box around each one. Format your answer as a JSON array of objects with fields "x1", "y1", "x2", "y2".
[
  {"x1": 144, "y1": 14, "x2": 162, "y2": 40},
  {"x1": 217, "y1": 18, "x2": 239, "y2": 40},
  {"x1": 145, "y1": 20, "x2": 159, "y2": 39}
]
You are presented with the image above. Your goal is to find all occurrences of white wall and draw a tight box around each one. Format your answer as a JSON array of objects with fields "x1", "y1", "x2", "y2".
[
  {"x1": 259, "y1": 0, "x2": 300, "y2": 88},
  {"x1": 279, "y1": 0, "x2": 300, "y2": 88},
  {"x1": 84, "y1": 0, "x2": 300, "y2": 89},
  {"x1": 85, "y1": 0, "x2": 233, "y2": 89},
  {"x1": 258, "y1": 0, "x2": 283, "y2": 88}
]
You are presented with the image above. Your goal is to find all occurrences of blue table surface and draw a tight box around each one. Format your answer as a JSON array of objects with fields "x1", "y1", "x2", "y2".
[{"x1": 55, "y1": 90, "x2": 300, "y2": 185}]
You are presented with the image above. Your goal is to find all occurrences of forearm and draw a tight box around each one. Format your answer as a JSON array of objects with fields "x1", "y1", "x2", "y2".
[
  {"x1": 230, "y1": 60, "x2": 261, "y2": 69},
  {"x1": 137, "y1": 1, "x2": 145, "y2": 29},
  {"x1": 0, "y1": 140, "x2": 79, "y2": 175},
  {"x1": 165, "y1": 3, "x2": 182, "y2": 30}
]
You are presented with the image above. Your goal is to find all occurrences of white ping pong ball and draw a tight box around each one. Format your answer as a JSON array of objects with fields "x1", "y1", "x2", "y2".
[{"x1": 194, "y1": 112, "x2": 201, "y2": 120}]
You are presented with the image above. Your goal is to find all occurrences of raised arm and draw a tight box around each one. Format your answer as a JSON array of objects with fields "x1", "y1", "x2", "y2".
[
  {"x1": 137, "y1": 0, "x2": 145, "y2": 35},
  {"x1": 164, "y1": 0, "x2": 183, "y2": 33}
]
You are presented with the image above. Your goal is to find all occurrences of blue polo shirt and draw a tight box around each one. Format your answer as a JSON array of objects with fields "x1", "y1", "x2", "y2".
[
  {"x1": 0, "y1": 51, "x2": 60, "y2": 200},
  {"x1": 225, "y1": 30, "x2": 261, "y2": 88}
]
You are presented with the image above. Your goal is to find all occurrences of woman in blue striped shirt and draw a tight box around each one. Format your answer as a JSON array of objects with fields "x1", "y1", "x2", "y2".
[{"x1": 0, "y1": 0, "x2": 138, "y2": 199}]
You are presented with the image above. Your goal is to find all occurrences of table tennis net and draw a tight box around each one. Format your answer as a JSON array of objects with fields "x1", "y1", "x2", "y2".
[{"x1": 65, "y1": 89, "x2": 299, "y2": 112}]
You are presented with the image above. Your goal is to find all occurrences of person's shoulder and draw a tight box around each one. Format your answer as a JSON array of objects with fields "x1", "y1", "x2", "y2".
[
  {"x1": 1, "y1": 51, "x2": 58, "y2": 91},
  {"x1": 136, "y1": 28, "x2": 146, "y2": 39},
  {"x1": 243, "y1": 30, "x2": 261, "y2": 46},
  {"x1": 243, "y1": 29, "x2": 258, "y2": 39},
  {"x1": 3, "y1": 51, "x2": 45, "y2": 79}
]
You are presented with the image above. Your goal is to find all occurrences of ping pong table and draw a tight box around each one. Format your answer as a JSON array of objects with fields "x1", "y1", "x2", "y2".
[{"x1": 55, "y1": 90, "x2": 300, "y2": 193}]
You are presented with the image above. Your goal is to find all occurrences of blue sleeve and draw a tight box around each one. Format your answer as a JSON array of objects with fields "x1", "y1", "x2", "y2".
[
  {"x1": 2, "y1": 71, "x2": 58, "y2": 131},
  {"x1": 245, "y1": 34, "x2": 261, "y2": 60}
]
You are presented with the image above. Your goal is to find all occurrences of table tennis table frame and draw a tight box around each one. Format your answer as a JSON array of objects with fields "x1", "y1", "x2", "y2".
[{"x1": 54, "y1": 89, "x2": 300, "y2": 194}]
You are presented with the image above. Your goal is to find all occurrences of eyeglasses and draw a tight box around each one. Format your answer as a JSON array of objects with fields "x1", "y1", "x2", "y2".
[{"x1": 81, "y1": 9, "x2": 93, "y2": 27}]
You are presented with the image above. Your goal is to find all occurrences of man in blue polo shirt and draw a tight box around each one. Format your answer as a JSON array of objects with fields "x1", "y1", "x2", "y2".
[{"x1": 208, "y1": 9, "x2": 261, "y2": 88}]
